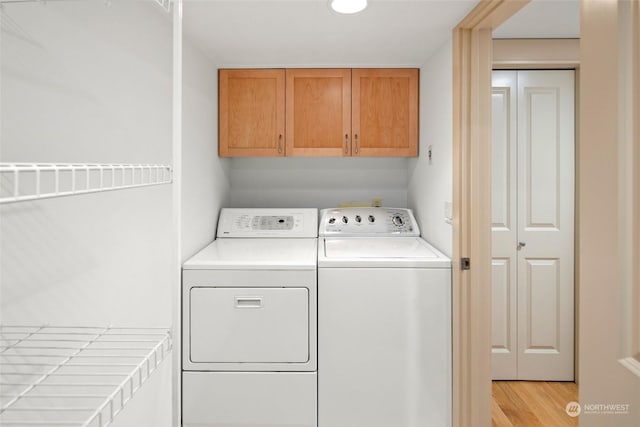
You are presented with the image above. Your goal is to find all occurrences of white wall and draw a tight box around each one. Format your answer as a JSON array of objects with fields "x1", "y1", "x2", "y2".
[
  {"x1": 181, "y1": 34, "x2": 230, "y2": 260},
  {"x1": 229, "y1": 157, "x2": 408, "y2": 209},
  {"x1": 0, "y1": 1, "x2": 173, "y2": 425},
  {"x1": 407, "y1": 40, "x2": 453, "y2": 256}
]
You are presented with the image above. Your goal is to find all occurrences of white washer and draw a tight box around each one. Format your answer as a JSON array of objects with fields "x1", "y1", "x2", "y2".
[
  {"x1": 318, "y1": 207, "x2": 451, "y2": 427},
  {"x1": 182, "y1": 208, "x2": 318, "y2": 427}
]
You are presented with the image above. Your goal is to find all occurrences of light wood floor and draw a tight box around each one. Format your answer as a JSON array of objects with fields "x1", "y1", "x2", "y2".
[{"x1": 492, "y1": 381, "x2": 579, "y2": 427}]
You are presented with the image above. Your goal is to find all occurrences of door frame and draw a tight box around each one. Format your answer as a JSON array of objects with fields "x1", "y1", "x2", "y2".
[
  {"x1": 454, "y1": 1, "x2": 640, "y2": 426},
  {"x1": 451, "y1": 1, "x2": 529, "y2": 426},
  {"x1": 579, "y1": 1, "x2": 640, "y2": 424}
]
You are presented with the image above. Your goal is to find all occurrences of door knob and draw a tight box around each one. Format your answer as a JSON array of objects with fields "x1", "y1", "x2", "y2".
[{"x1": 517, "y1": 242, "x2": 526, "y2": 250}]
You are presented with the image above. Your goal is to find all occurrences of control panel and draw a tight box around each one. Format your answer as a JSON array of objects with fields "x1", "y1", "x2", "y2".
[
  {"x1": 242, "y1": 215, "x2": 294, "y2": 231},
  {"x1": 217, "y1": 208, "x2": 318, "y2": 238},
  {"x1": 319, "y1": 207, "x2": 420, "y2": 237}
]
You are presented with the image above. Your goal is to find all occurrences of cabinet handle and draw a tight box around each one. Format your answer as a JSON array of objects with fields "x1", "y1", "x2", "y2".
[
  {"x1": 354, "y1": 134, "x2": 359, "y2": 154},
  {"x1": 344, "y1": 134, "x2": 349, "y2": 154},
  {"x1": 235, "y1": 297, "x2": 263, "y2": 308},
  {"x1": 278, "y1": 134, "x2": 283, "y2": 154},
  {"x1": 517, "y1": 242, "x2": 526, "y2": 250}
]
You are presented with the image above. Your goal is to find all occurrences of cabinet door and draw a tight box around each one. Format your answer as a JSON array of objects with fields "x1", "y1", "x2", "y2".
[
  {"x1": 219, "y1": 69, "x2": 285, "y2": 157},
  {"x1": 286, "y1": 69, "x2": 351, "y2": 156},
  {"x1": 352, "y1": 69, "x2": 418, "y2": 157}
]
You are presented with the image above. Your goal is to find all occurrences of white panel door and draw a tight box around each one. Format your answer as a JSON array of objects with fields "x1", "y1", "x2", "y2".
[
  {"x1": 491, "y1": 71, "x2": 518, "y2": 380},
  {"x1": 491, "y1": 70, "x2": 575, "y2": 380},
  {"x1": 516, "y1": 70, "x2": 574, "y2": 380}
]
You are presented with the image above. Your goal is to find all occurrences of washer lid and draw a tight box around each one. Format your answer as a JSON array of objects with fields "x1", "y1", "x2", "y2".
[
  {"x1": 184, "y1": 238, "x2": 318, "y2": 270},
  {"x1": 319, "y1": 237, "x2": 451, "y2": 268}
]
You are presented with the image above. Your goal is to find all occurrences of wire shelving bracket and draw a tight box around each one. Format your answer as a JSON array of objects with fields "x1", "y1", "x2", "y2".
[
  {"x1": 0, "y1": 163, "x2": 173, "y2": 204},
  {"x1": 0, "y1": 325, "x2": 172, "y2": 427}
]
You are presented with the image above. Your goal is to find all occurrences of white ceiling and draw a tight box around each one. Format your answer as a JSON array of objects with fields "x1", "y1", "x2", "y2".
[
  {"x1": 183, "y1": 0, "x2": 477, "y2": 67},
  {"x1": 493, "y1": 0, "x2": 580, "y2": 39},
  {"x1": 182, "y1": 0, "x2": 580, "y2": 68}
]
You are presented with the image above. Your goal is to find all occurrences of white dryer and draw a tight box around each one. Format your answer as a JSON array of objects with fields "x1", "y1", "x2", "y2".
[
  {"x1": 318, "y1": 207, "x2": 451, "y2": 427},
  {"x1": 182, "y1": 208, "x2": 318, "y2": 427}
]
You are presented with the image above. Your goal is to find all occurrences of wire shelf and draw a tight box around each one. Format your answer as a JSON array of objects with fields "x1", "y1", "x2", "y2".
[
  {"x1": 0, "y1": 0, "x2": 172, "y2": 12},
  {"x1": 0, "y1": 325, "x2": 172, "y2": 427},
  {"x1": 0, "y1": 163, "x2": 172, "y2": 205},
  {"x1": 155, "y1": 0, "x2": 171, "y2": 12}
]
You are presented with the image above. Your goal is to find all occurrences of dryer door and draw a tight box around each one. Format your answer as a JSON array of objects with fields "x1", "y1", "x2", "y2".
[{"x1": 189, "y1": 287, "x2": 309, "y2": 363}]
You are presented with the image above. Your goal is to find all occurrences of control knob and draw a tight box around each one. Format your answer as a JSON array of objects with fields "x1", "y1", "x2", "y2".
[
  {"x1": 355, "y1": 215, "x2": 362, "y2": 223},
  {"x1": 328, "y1": 218, "x2": 336, "y2": 224},
  {"x1": 368, "y1": 215, "x2": 375, "y2": 223},
  {"x1": 342, "y1": 216, "x2": 349, "y2": 224},
  {"x1": 392, "y1": 215, "x2": 404, "y2": 226}
]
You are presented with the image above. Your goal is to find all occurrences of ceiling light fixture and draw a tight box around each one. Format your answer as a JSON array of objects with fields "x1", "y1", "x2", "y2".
[{"x1": 330, "y1": 0, "x2": 368, "y2": 14}]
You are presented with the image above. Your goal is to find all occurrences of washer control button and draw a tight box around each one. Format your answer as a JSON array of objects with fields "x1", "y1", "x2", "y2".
[
  {"x1": 355, "y1": 215, "x2": 362, "y2": 223},
  {"x1": 328, "y1": 218, "x2": 336, "y2": 224},
  {"x1": 368, "y1": 215, "x2": 375, "y2": 223},
  {"x1": 342, "y1": 216, "x2": 349, "y2": 224},
  {"x1": 392, "y1": 215, "x2": 404, "y2": 226}
]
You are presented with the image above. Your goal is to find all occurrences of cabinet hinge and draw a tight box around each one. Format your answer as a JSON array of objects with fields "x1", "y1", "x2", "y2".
[{"x1": 461, "y1": 258, "x2": 471, "y2": 270}]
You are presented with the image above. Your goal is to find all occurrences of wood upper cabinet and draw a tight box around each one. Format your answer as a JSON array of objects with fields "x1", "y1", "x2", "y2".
[
  {"x1": 218, "y1": 68, "x2": 418, "y2": 157},
  {"x1": 352, "y1": 68, "x2": 419, "y2": 157},
  {"x1": 285, "y1": 69, "x2": 352, "y2": 156},
  {"x1": 219, "y1": 69, "x2": 285, "y2": 157}
]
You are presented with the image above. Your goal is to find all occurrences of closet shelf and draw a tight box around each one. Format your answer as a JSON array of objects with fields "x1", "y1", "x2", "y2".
[
  {"x1": 0, "y1": 325, "x2": 172, "y2": 427},
  {"x1": 0, "y1": 163, "x2": 172, "y2": 205},
  {"x1": 155, "y1": 0, "x2": 171, "y2": 12},
  {"x1": 0, "y1": 0, "x2": 172, "y2": 12}
]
